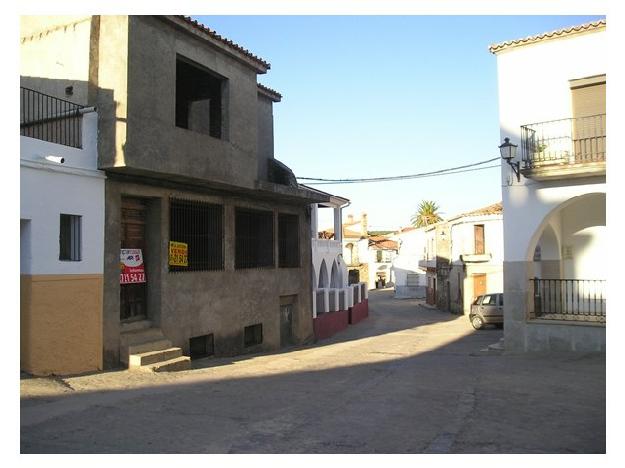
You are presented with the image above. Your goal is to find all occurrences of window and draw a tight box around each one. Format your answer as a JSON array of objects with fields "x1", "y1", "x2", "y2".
[
  {"x1": 278, "y1": 213, "x2": 300, "y2": 268},
  {"x1": 176, "y1": 56, "x2": 227, "y2": 139},
  {"x1": 59, "y1": 214, "x2": 81, "y2": 261},
  {"x1": 244, "y1": 324, "x2": 263, "y2": 347},
  {"x1": 474, "y1": 224, "x2": 485, "y2": 255},
  {"x1": 235, "y1": 208, "x2": 274, "y2": 269},
  {"x1": 169, "y1": 198, "x2": 223, "y2": 272},
  {"x1": 189, "y1": 334, "x2": 214, "y2": 359}
]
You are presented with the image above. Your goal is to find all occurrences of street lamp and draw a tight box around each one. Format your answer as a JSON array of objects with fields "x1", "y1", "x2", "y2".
[{"x1": 499, "y1": 137, "x2": 520, "y2": 182}]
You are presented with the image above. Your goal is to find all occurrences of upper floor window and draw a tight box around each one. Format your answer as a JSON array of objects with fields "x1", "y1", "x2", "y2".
[
  {"x1": 474, "y1": 224, "x2": 485, "y2": 255},
  {"x1": 175, "y1": 55, "x2": 227, "y2": 139},
  {"x1": 278, "y1": 213, "x2": 300, "y2": 268}
]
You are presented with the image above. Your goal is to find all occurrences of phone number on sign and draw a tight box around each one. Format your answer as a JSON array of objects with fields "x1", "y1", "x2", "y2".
[{"x1": 120, "y1": 273, "x2": 146, "y2": 284}]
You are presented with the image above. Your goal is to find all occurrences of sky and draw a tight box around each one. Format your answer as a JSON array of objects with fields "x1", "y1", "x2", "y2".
[{"x1": 193, "y1": 14, "x2": 604, "y2": 231}]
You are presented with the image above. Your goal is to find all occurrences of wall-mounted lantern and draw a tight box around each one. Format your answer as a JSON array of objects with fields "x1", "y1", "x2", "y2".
[{"x1": 499, "y1": 137, "x2": 520, "y2": 182}]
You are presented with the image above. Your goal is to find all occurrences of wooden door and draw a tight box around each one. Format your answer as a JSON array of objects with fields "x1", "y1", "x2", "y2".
[
  {"x1": 120, "y1": 197, "x2": 147, "y2": 321},
  {"x1": 473, "y1": 274, "x2": 487, "y2": 301}
]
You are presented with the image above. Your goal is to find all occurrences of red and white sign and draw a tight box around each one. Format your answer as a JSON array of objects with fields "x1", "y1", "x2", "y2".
[{"x1": 120, "y1": 249, "x2": 146, "y2": 284}]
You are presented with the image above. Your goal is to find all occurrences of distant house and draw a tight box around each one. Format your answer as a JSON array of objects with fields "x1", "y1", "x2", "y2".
[
  {"x1": 310, "y1": 193, "x2": 369, "y2": 340},
  {"x1": 419, "y1": 222, "x2": 451, "y2": 309},
  {"x1": 368, "y1": 234, "x2": 399, "y2": 288},
  {"x1": 447, "y1": 203, "x2": 503, "y2": 315},
  {"x1": 490, "y1": 20, "x2": 606, "y2": 352},
  {"x1": 391, "y1": 227, "x2": 427, "y2": 299}
]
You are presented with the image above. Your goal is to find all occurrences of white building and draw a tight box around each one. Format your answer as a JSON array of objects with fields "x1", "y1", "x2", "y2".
[
  {"x1": 309, "y1": 192, "x2": 369, "y2": 339},
  {"x1": 448, "y1": 203, "x2": 503, "y2": 315},
  {"x1": 20, "y1": 86, "x2": 105, "y2": 375},
  {"x1": 391, "y1": 227, "x2": 427, "y2": 298},
  {"x1": 490, "y1": 19, "x2": 606, "y2": 352}
]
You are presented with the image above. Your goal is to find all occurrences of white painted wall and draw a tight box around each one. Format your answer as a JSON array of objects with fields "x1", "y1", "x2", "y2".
[
  {"x1": 392, "y1": 228, "x2": 427, "y2": 288},
  {"x1": 20, "y1": 112, "x2": 105, "y2": 275},
  {"x1": 450, "y1": 216, "x2": 503, "y2": 263},
  {"x1": 495, "y1": 28, "x2": 607, "y2": 263}
]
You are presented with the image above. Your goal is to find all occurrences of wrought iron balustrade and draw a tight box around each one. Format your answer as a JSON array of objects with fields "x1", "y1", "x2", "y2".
[
  {"x1": 521, "y1": 114, "x2": 606, "y2": 169},
  {"x1": 20, "y1": 86, "x2": 85, "y2": 148},
  {"x1": 531, "y1": 278, "x2": 606, "y2": 322}
]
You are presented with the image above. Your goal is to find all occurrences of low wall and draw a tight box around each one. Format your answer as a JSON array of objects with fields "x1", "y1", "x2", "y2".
[
  {"x1": 349, "y1": 299, "x2": 369, "y2": 325},
  {"x1": 313, "y1": 309, "x2": 349, "y2": 340}
]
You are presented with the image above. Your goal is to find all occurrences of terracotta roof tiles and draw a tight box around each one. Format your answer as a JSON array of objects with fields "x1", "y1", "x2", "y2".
[{"x1": 489, "y1": 19, "x2": 605, "y2": 54}]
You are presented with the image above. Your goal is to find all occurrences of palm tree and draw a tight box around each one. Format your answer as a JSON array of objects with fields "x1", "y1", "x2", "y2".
[{"x1": 410, "y1": 200, "x2": 443, "y2": 228}]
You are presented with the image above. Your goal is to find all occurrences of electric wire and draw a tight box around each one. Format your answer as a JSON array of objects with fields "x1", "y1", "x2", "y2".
[{"x1": 298, "y1": 157, "x2": 501, "y2": 185}]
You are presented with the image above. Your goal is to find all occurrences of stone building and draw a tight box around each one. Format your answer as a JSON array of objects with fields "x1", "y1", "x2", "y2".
[{"x1": 21, "y1": 15, "x2": 327, "y2": 371}]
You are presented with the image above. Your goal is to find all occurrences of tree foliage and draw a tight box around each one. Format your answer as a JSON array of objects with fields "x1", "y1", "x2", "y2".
[{"x1": 410, "y1": 200, "x2": 443, "y2": 228}]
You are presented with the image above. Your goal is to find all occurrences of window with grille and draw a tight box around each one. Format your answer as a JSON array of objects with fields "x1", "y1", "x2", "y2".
[
  {"x1": 59, "y1": 214, "x2": 81, "y2": 261},
  {"x1": 244, "y1": 324, "x2": 263, "y2": 347},
  {"x1": 169, "y1": 198, "x2": 224, "y2": 272},
  {"x1": 278, "y1": 213, "x2": 299, "y2": 268},
  {"x1": 235, "y1": 208, "x2": 274, "y2": 269}
]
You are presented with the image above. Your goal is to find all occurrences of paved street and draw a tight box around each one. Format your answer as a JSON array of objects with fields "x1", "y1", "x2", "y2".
[{"x1": 21, "y1": 290, "x2": 605, "y2": 453}]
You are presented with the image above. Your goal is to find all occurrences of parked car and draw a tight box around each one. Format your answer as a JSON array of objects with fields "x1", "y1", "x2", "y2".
[{"x1": 469, "y1": 293, "x2": 503, "y2": 330}]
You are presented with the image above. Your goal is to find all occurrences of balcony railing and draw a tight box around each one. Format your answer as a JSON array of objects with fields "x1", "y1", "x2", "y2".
[
  {"x1": 521, "y1": 114, "x2": 606, "y2": 169},
  {"x1": 20, "y1": 87, "x2": 85, "y2": 148},
  {"x1": 531, "y1": 278, "x2": 606, "y2": 323}
]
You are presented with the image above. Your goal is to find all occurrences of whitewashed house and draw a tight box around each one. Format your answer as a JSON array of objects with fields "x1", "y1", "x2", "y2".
[
  {"x1": 20, "y1": 87, "x2": 105, "y2": 375},
  {"x1": 490, "y1": 19, "x2": 606, "y2": 352},
  {"x1": 309, "y1": 192, "x2": 369, "y2": 339},
  {"x1": 392, "y1": 227, "x2": 427, "y2": 298},
  {"x1": 448, "y1": 203, "x2": 503, "y2": 315}
]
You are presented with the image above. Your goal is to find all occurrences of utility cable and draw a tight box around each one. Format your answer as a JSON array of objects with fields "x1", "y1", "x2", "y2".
[{"x1": 298, "y1": 157, "x2": 500, "y2": 185}]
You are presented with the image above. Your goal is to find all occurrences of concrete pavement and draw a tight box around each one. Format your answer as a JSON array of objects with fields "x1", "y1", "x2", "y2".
[{"x1": 20, "y1": 289, "x2": 605, "y2": 453}]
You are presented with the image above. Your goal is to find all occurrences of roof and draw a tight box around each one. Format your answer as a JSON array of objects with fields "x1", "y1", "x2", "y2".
[
  {"x1": 449, "y1": 202, "x2": 502, "y2": 222},
  {"x1": 170, "y1": 16, "x2": 271, "y2": 71},
  {"x1": 369, "y1": 236, "x2": 399, "y2": 251},
  {"x1": 489, "y1": 19, "x2": 605, "y2": 54},
  {"x1": 257, "y1": 83, "x2": 282, "y2": 102}
]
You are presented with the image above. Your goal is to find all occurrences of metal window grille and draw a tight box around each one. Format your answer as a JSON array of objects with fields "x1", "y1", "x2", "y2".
[
  {"x1": 20, "y1": 87, "x2": 84, "y2": 148},
  {"x1": 169, "y1": 198, "x2": 224, "y2": 272},
  {"x1": 278, "y1": 213, "x2": 299, "y2": 268},
  {"x1": 244, "y1": 324, "x2": 263, "y2": 347},
  {"x1": 59, "y1": 214, "x2": 82, "y2": 261},
  {"x1": 189, "y1": 334, "x2": 214, "y2": 359},
  {"x1": 235, "y1": 208, "x2": 274, "y2": 269}
]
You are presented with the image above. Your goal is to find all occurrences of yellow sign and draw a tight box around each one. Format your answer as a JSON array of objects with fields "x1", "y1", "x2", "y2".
[{"x1": 169, "y1": 241, "x2": 188, "y2": 266}]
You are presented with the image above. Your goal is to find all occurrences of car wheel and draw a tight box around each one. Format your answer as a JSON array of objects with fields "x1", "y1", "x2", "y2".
[{"x1": 471, "y1": 315, "x2": 484, "y2": 330}]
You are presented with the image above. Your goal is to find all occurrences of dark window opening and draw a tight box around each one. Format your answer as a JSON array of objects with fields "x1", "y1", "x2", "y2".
[
  {"x1": 170, "y1": 198, "x2": 224, "y2": 272},
  {"x1": 59, "y1": 214, "x2": 81, "y2": 261},
  {"x1": 235, "y1": 208, "x2": 274, "y2": 269},
  {"x1": 244, "y1": 324, "x2": 263, "y2": 347},
  {"x1": 176, "y1": 56, "x2": 226, "y2": 139},
  {"x1": 278, "y1": 213, "x2": 299, "y2": 268},
  {"x1": 189, "y1": 334, "x2": 214, "y2": 359}
]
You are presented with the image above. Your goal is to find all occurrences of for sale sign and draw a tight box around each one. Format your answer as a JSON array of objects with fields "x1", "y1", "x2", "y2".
[
  {"x1": 120, "y1": 249, "x2": 146, "y2": 284},
  {"x1": 169, "y1": 241, "x2": 188, "y2": 267}
]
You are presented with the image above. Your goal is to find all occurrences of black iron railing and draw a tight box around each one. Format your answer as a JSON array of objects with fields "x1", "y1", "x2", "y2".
[
  {"x1": 531, "y1": 278, "x2": 606, "y2": 322},
  {"x1": 521, "y1": 114, "x2": 606, "y2": 169},
  {"x1": 20, "y1": 86, "x2": 85, "y2": 148}
]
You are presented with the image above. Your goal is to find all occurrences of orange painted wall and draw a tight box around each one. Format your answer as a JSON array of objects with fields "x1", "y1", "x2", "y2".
[{"x1": 20, "y1": 274, "x2": 103, "y2": 376}]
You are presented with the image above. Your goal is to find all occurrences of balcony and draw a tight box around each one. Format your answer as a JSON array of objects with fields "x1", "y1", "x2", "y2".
[
  {"x1": 520, "y1": 114, "x2": 606, "y2": 180},
  {"x1": 418, "y1": 257, "x2": 436, "y2": 270},
  {"x1": 20, "y1": 87, "x2": 86, "y2": 148}
]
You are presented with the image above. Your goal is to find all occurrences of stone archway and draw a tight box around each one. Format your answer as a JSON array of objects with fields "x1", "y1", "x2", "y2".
[{"x1": 318, "y1": 259, "x2": 329, "y2": 288}]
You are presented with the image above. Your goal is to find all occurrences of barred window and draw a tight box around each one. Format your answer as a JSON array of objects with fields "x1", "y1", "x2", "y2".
[
  {"x1": 169, "y1": 198, "x2": 223, "y2": 272},
  {"x1": 244, "y1": 324, "x2": 263, "y2": 347},
  {"x1": 235, "y1": 208, "x2": 274, "y2": 269},
  {"x1": 59, "y1": 214, "x2": 81, "y2": 261},
  {"x1": 278, "y1": 213, "x2": 300, "y2": 268}
]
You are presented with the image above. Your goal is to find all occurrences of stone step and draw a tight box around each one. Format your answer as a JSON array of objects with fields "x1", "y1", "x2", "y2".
[
  {"x1": 127, "y1": 338, "x2": 173, "y2": 357},
  {"x1": 121, "y1": 327, "x2": 166, "y2": 346},
  {"x1": 129, "y1": 347, "x2": 183, "y2": 368},
  {"x1": 141, "y1": 355, "x2": 192, "y2": 373},
  {"x1": 119, "y1": 319, "x2": 153, "y2": 333}
]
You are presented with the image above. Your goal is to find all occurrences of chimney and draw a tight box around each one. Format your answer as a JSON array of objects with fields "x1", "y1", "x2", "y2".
[{"x1": 361, "y1": 213, "x2": 368, "y2": 236}]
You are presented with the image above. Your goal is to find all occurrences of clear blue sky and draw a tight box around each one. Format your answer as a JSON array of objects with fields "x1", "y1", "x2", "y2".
[{"x1": 193, "y1": 15, "x2": 604, "y2": 230}]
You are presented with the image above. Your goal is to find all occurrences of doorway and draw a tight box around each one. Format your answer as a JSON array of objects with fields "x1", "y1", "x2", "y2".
[
  {"x1": 279, "y1": 295, "x2": 297, "y2": 347},
  {"x1": 473, "y1": 274, "x2": 487, "y2": 301},
  {"x1": 120, "y1": 197, "x2": 147, "y2": 322}
]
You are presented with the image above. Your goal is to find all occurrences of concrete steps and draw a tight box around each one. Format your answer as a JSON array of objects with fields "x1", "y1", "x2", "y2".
[{"x1": 120, "y1": 324, "x2": 190, "y2": 372}]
